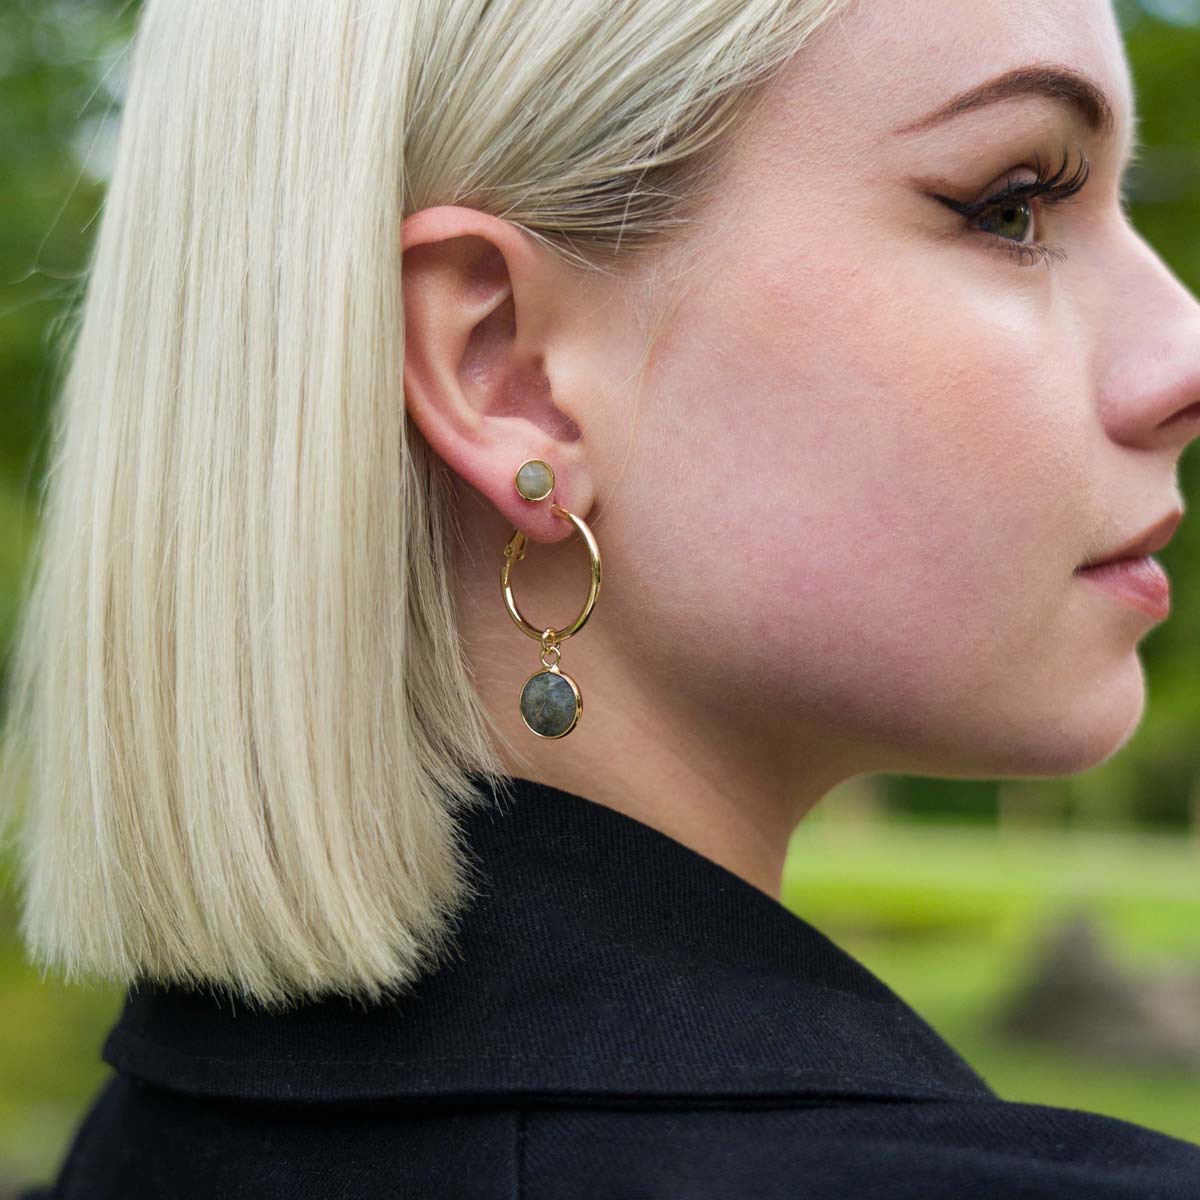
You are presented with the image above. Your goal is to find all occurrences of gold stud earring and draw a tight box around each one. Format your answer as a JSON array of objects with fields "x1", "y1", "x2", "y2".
[{"x1": 501, "y1": 458, "x2": 601, "y2": 738}]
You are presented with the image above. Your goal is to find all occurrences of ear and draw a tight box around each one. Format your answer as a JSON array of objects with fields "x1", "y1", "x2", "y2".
[{"x1": 400, "y1": 206, "x2": 596, "y2": 543}]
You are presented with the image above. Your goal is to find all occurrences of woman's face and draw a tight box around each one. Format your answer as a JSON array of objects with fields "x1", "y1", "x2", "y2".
[{"x1": 587, "y1": 0, "x2": 1200, "y2": 781}]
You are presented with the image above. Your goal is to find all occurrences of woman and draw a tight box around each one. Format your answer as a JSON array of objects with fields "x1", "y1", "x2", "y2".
[{"x1": 4, "y1": 0, "x2": 1200, "y2": 1195}]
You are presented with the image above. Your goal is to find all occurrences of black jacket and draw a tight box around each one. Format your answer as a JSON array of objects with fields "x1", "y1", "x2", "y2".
[{"x1": 19, "y1": 774, "x2": 1200, "y2": 1198}]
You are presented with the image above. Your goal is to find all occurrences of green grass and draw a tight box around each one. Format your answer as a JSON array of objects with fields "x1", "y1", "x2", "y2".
[
  {"x1": 785, "y1": 815, "x2": 1200, "y2": 1144},
  {"x1": 1, "y1": 816, "x2": 1197, "y2": 1187},
  {"x1": 0, "y1": 851, "x2": 124, "y2": 1186}
]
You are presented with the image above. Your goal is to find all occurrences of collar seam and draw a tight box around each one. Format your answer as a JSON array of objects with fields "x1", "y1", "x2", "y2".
[{"x1": 104, "y1": 1027, "x2": 994, "y2": 1103}]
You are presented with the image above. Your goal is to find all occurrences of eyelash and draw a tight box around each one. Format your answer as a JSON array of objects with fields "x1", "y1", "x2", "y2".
[{"x1": 944, "y1": 145, "x2": 1092, "y2": 267}]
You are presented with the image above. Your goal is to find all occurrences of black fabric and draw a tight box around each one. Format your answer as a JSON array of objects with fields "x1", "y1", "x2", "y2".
[{"x1": 18, "y1": 773, "x2": 1200, "y2": 1198}]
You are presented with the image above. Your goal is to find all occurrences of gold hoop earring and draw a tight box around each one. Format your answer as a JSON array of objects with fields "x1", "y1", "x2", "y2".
[{"x1": 501, "y1": 458, "x2": 602, "y2": 739}]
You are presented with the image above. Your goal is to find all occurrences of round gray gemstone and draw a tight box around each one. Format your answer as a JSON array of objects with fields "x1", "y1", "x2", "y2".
[
  {"x1": 516, "y1": 460, "x2": 554, "y2": 500},
  {"x1": 520, "y1": 670, "x2": 579, "y2": 737}
]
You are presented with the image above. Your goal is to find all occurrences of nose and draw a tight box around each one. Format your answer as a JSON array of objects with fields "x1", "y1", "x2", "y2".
[{"x1": 1095, "y1": 228, "x2": 1200, "y2": 458}]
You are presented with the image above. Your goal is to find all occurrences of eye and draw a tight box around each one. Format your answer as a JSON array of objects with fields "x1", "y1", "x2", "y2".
[
  {"x1": 970, "y1": 194, "x2": 1066, "y2": 267},
  {"x1": 976, "y1": 196, "x2": 1033, "y2": 242},
  {"x1": 933, "y1": 146, "x2": 1091, "y2": 269}
]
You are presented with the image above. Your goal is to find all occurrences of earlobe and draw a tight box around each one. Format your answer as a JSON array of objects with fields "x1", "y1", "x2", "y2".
[{"x1": 399, "y1": 206, "x2": 596, "y2": 542}]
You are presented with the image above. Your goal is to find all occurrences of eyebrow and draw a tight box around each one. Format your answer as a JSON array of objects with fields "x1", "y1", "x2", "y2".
[{"x1": 891, "y1": 64, "x2": 1118, "y2": 141}]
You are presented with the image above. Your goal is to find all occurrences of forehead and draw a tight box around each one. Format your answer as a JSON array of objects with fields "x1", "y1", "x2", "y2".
[{"x1": 752, "y1": 0, "x2": 1134, "y2": 152}]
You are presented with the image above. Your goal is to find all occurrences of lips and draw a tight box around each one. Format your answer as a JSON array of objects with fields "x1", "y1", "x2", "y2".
[
  {"x1": 1076, "y1": 508, "x2": 1183, "y2": 570},
  {"x1": 1073, "y1": 507, "x2": 1182, "y2": 622},
  {"x1": 1075, "y1": 555, "x2": 1172, "y2": 620}
]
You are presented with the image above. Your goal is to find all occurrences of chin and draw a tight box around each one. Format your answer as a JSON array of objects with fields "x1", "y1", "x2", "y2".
[
  {"x1": 884, "y1": 658, "x2": 1148, "y2": 780},
  {"x1": 1006, "y1": 658, "x2": 1148, "y2": 777}
]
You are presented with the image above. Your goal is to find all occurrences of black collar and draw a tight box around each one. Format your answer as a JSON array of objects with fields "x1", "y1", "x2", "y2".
[{"x1": 101, "y1": 774, "x2": 996, "y2": 1106}]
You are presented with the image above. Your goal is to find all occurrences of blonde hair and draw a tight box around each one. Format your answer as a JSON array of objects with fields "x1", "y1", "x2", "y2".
[{"x1": 1, "y1": 0, "x2": 850, "y2": 1011}]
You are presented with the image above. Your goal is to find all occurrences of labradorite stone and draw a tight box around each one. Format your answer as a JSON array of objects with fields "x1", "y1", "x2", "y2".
[
  {"x1": 515, "y1": 459, "x2": 554, "y2": 500},
  {"x1": 519, "y1": 670, "x2": 579, "y2": 737}
]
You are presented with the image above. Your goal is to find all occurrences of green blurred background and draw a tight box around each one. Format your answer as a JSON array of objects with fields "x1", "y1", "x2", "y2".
[{"x1": 1, "y1": 0, "x2": 1198, "y2": 1189}]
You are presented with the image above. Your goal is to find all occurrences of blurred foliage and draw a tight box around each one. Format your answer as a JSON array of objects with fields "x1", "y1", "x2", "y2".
[
  {"x1": 0, "y1": 850, "x2": 122, "y2": 1186},
  {"x1": 0, "y1": 0, "x2": 140, "y2": 658},
  {"x1": 785, "y1": 809, "x2": 1200, "y2": 1144}
]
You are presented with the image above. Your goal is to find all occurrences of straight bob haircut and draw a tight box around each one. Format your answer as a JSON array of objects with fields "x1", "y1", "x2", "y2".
[{"x1": 1, "y1": 0, "x2": 851, "y2": 1011}]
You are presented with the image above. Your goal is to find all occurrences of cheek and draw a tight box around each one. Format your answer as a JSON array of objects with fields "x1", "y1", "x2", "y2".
[{"x1": 628, "y1": 243, "x2": 1090, "y2": 712}]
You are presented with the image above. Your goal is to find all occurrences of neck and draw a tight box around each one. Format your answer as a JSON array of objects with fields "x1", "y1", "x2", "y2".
[{"x1": 458, "y1": 557, "x2": 871, "y2": 898}]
